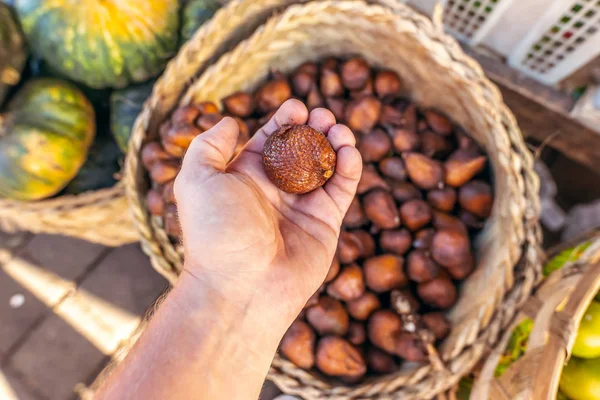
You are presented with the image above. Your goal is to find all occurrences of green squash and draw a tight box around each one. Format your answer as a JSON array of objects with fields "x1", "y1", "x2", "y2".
[
  {"x1": 0, "y1": 3, "x2": 27, "y2": 107},
  {"x1": 110, "y1": 80, "x2": 155, "y2": 152},
  {"x1": 181, "y1": 0, "x2": 221, "y2": 44},
  {"x1": 559, "y1": 357, "x2": 600, "y2": 400},
  {"x1": 65, "y1": 134, "x2": 120, "y2": 194},
  {"x1": 16, "y1": 0, "x2": 179, "y2": 89},
  {"x1": 0, "y1": 78, "x2": 96, "y2": 200},
  {"x1": 573, "y1": 301, "x2": 600, "y2": 359}
]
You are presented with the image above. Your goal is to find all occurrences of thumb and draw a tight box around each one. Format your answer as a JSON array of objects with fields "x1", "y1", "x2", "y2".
[{"x1": 179, "y1": 116, "x2": 239, "y2": 182}]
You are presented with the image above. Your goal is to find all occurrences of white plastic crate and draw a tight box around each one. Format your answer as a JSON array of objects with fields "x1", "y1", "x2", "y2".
[
  {"x1": 408, "y1": 0, "x2": 600, "y2": 85},
  {"x1": 508, "y1": 1, "x2": 600, "y2": 85},
  {"x1": 441, "y1": 0, "x2": 514, "y2": 44}
]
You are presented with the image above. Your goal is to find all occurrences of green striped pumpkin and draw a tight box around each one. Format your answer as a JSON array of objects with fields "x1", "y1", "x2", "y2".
[
  {"x1": 181, "y1": 0, "x2": 221, "y2": 44},
  {"x1": 65, "y1": 134, "x2": 120, "y2": 194},
  {"x1": 0, "y1": 3, "x2": 27, "y2": 107},
  {"x1": 16, "y1": 0, "x2": 179, "y2": 89},
  {"x1": 0, "y1": 78, "x2": 96, "y2": 200},
  {"x1": 110, "y1": 80, "x2": 154, "y2": 152}
]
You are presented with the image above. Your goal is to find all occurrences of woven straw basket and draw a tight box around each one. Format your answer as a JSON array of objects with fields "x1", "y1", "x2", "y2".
[
  {"x1": 124, "y1": 0, "x2": 543, "y2": 398},
  {"x1": 471, "y1": 229, "x2": 600, "y2": 400},
  {"x1": 0, "y1": 183, "x2": 137, "y2": 246}
]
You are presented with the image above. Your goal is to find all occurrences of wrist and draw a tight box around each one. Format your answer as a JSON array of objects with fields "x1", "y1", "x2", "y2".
[
  {"x1": 173, "y1": 267, "x2": 296, "y2": 347},
  {"x1": 166, "y1": 269, "x2": 293, "y2": 396},
  {"x1": 103, "y1": 267, "x2": 289, "y2": 400},
  {"x1": 178, "y1": 262, "x2": 305, "y2": 329}
]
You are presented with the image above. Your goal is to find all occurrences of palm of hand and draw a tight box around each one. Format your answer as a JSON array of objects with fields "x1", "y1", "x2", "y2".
[{"x1": 175, "y1": 100, "x2": 361, "y2": 314}]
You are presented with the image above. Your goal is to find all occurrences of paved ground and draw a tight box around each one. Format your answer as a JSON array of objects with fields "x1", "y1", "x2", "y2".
[{"x1": 0, "y1": 232, "x2": 283, "y2": 400}]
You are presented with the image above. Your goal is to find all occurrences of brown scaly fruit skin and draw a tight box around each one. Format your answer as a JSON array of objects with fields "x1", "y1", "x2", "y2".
[{"x1": 262, "y1": 125, "x2": 336, "y2": 194}]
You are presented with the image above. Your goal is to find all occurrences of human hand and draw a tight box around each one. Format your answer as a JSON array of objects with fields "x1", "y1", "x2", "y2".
[
  {"x1": 96, "y1": 100, "x2": 362, "y2": 400},
  {"x1": 174, "y1": 99, "x2": 362, "y2": 327}
]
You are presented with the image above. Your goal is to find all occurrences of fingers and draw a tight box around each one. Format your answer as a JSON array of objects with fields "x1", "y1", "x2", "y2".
[
  {"x1": 179, "y1": 117, "x2": 239, "y2": 182},
  {"x1": 231, "y1": 101, "x2": 360, "y2": 224},
  {"x1": 307, "y1": 108, "x2": 336, "y2": 134},
  {"x1": 324, "y1": 125, "x2": 363, "y2": 217},
  {"x1": 243, "y1": 99, "x2": 309, "y2": 154},
  {"x1": 327, "y1": 124, "x2": 357, "y2": 150},
  {"x1": 280, "y1": 145, "x2": 361, "y2": 237}
]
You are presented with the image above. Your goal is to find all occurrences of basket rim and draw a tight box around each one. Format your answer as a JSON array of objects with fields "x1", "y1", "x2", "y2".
[
  {"x1": 124, "y1": 0, "x2": 544, "y2": 398},
  {"x1": 0, "y1": 182, "x2": 122, "y2": 210},
  {"x1": 0, "y1": 182, "x2": 137, "y2": 246}
]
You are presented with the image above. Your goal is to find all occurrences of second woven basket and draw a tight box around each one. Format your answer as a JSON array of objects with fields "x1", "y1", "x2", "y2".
[
  {"x1": 125, "y1": 1, "x2": 543, "y2": 398},
  {"x1": 0, "y1": 183, "x2": 137, "y2": 247},
  {"x1": 471, "y1": 230, "x2": 600, "y2": 400}
]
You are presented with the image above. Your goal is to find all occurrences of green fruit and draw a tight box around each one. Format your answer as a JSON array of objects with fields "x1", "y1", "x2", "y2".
[
  {"x1": 573, "y1": 301, "x2": 600, "y2": 359},
  {"x1": 560, "y1": 357, "x2": 600, "y2": 400},
  {"x1": 556, "y1": 391, "x2": 569, "y2": 400},
  {"x1": 495, "y1": 318, "x2": 534, "y2": 377},
  {"x1": 0, "y1": 78, "x2": 95, "y2": 200},
  {"x1": 0, "y1": 3, "x2": 27, "y2": 107},
  {"x1": 16, "y1": 0, "x2": 179, "y2": 89},
  {"x1": 64, "y1": 134, "x2": 120, "y2": 195},
  {"x1": 456, "y1": 377, "x2": 473, "y2": 400},
  {"x1": 544, "y1": 241, "x2": 591, "y2": 277},
  {"x1": 181, "y1": 0, "x2": 221, "y2": 44},
  {"x1": 110, "y1": 81, "x2": 154, "y2": 152}
]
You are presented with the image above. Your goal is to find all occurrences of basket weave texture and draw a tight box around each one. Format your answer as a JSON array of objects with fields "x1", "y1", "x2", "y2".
[
  {"x1": 124, "y1": 1, "x2": 544, "y2": 398},
  {"x1": 0, "y1": 183, "x2": 137, "y2": 246},
  {"x1": 471, "y1": 230, "x2": 600, "y2": 400}
]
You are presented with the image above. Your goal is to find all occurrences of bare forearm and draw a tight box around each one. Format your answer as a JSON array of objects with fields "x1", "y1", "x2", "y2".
[{"x1": 95, "y1": 271, "x2": 290, "y2": 400}]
